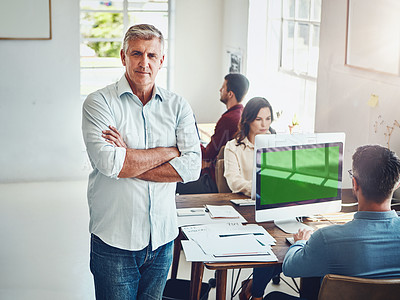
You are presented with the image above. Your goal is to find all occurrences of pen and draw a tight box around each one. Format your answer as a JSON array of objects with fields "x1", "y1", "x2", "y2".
[
  {"x1": 219, "y1": 233, "x2": 264, "y2": 237},
  {"x1": 255, "y1": 239, "x2": 265, "y2": 246}
]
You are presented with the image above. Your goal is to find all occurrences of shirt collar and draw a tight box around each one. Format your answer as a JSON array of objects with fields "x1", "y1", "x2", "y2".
[
  {"x1": 242, "y1": 137, "x2": 254, "y2": 149},
  {"x1": 117, "y1": 75, "x2": 163, "y2": 102},
  {"x1": 354, "y1": 210, "x2": 399, "y2": 220},
  {"x1": 225, "y1": 103, "x2": 243, "y2": 114}
]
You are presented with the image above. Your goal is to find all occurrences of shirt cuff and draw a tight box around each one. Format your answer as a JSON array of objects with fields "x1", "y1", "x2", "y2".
[
  {"x1": 169, "y1": 155, "x2": 200, "y2": 183},
  {"x1": 112, "y1": 146, "x2": 126, "y2": 179}
]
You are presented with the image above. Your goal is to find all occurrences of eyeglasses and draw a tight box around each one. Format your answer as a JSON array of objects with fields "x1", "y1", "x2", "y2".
[{"x1": 348, "y1": 169, "x2": 353, "y2": 179}]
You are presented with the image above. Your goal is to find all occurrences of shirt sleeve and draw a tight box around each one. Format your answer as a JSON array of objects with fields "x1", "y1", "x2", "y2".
[
  {"x1": 282, "y1": 229, "x2": 329, "y2": 278},
  {"x1": 82, "y1": 92, "x2": 126, "y2": 178},
  {"x1": 169, "y1": 99, "x2": 201, "y2": 183},
  {"x1": 223, "y1": 141, "x2": 252, "y2": 196}
]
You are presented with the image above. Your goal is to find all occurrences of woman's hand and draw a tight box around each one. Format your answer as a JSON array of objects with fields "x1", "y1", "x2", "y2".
[{"x1": 102, "y1": 125, "x2": 127, "y2": 148}]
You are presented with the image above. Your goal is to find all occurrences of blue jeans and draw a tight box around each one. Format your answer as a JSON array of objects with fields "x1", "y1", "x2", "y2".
[{"x1": 90, "y1": 234, "x2": 173, "y2": 300}]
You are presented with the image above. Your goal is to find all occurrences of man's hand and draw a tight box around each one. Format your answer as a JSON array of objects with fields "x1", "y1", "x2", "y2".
[
  {"x1": 102, "y1": 125, "x2": 127, "y2": 148},
  {"x1": 293, "y1": 228, "x2": 313, "y2": 243}
]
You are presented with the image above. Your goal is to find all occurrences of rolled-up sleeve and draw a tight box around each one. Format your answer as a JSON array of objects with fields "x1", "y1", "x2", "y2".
[
  {"x1": 169, "y1": 99, "x2": 201, "y2": 183},
  {"x1": 82, "y1": 92, "x2": 126, "y2": 178}
]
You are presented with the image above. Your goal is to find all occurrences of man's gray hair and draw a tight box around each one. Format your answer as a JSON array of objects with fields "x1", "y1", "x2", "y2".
[{"x1": 122, "y1": 24, "x2": 164, "y2": 53}]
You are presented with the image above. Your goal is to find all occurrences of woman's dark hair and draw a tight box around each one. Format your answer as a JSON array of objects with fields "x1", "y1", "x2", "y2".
[{"x1": 235, "y1": 97, "x2": 275, "y2": 147}]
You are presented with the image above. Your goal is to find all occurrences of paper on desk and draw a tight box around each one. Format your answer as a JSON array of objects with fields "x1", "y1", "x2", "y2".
[
  {"x1": 177, "y1": 208, "x2": 206, "y2": 217},
  {"x1": 181, "y1": 240, "x2": 277, "y2": 262},
  {"x1": 181, "y1": 222, "x2": 244, "y2": 241},
  {"x1": 177, "y1": 208, "x2": 247, "y2": 227},
  {"x1": 206, "y1": 205, "x2": 241, "y2": 218},
  {"x1": 214, "y1": 223, "x2": 276, "y2": 245},
  {"x1": 183, "y1": 222, "x2": 275, "y2": 243},
  {"x1": 182, "y1": 222, "x2": 275, "y2": 245},
  {"x1": 211, "y1": 235, "x2": 268, "y2": 256},
  {"x1": 182, "y1": 222, "x2": 276, "y2": 258}
]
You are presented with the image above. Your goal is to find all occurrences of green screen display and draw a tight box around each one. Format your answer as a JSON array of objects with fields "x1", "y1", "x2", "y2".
[{"x1": 257, "y1": 143, "x2": 342, "y2": 207}]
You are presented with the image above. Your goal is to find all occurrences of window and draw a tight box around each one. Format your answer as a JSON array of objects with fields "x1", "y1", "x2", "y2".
[
  {"x1": 80, "y1": 0, "x2": 169, "y2": 96},
  {"x1": 247, "y1": 0, "x2": 322, "y2": 134},
  {"x1": 280, "y1": 0, "x2": 321, "y2": 78}
]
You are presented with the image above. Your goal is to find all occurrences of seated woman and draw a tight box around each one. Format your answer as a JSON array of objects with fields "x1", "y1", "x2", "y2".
[
  {"x1": 224, "y1": 97, "x2": 281, "y2": 300},
  {"x1": 224, "y1": 97, "x2": 275, "y2": 196}
]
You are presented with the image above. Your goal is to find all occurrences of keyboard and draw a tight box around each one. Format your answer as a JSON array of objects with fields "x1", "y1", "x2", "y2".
[
  {"x1": 286, "y1": 237, "x2": 295, "y2": 245},
  {"x1": 230, "y1": 199, "x2": 255, "y2": 206}
]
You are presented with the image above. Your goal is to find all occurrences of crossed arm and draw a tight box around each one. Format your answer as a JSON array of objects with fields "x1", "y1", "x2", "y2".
[{"x1": 103, "y1": 126, "x2": 182, "y2": 182}]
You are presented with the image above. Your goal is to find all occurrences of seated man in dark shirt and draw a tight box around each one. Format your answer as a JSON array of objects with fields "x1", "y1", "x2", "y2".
[{"x1": 176, "y1": 73, "x2": 249, "y2": 194}]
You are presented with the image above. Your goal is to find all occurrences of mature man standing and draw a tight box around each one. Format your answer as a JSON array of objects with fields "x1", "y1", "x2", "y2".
[
  {"x1": 82, "y1": 24, "x2": 201, "y2": 299},
  {"x1": 176, "y1": 73, "x2": 249, "y2": 194},
  {"x1": 264, "y1": 144, "x2": 400, "y2": 300}
]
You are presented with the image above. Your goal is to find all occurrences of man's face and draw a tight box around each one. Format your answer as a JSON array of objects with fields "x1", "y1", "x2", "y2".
[
  {"x1": 121, "y1": 38, "x2": 164, "y2": 92},
  {"x1": 219, "y1": 80, "x2": 229, "y2": 104}
]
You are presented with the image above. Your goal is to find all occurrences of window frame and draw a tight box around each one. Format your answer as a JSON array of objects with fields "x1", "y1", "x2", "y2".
[
  {"x1": 279, "y1": 0, "x2": 321, "y2": 81},
  {"x1": 80, "y1": 0, "x2": 171, "y2": 96}
]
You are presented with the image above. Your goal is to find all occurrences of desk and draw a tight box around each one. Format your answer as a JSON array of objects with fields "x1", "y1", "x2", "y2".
[{"x1": 173, "y1": 190, "x2": 357, "y2": 300}]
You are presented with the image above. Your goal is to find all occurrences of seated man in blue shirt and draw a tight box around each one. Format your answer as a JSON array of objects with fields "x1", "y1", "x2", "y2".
[{"x1": 264, "y1": 144, "x2": 400, "y2": 300}]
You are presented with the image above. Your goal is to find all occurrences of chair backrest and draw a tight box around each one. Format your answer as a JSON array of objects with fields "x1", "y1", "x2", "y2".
[
  {"x1": 214, "y1": 146, "x2": 232, "y2": 193},
  {"x1": 318, "y1": 274, "x2": 400, "y2": 300}
]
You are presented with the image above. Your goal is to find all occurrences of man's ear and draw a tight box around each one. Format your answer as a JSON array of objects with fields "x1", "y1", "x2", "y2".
[
  {"x1": 395, "y1": 180, "x2": 400, "y2": 190},
  {"x1": 159, "y1": 54, "x2": 165, "y2": 70},
  {"x1": 227, "y1": 90, "x2": 234, "y2": 99},
  {"x1": 120, "y1": 49, "x2": 126, "y2": 66},
  {"x1": 352, "y1": 177, "x2": 359, "y2": 191}
]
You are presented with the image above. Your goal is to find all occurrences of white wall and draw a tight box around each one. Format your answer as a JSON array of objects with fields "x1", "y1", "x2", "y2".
[
  {"x1": 174, "y1": 0, "x2": 225, "y2": 123},
  {"x1": 222, "y1": 0, "x2": 249, "y2": 76},
  {"x1": 316, "y1": 0, "x2": 400, "y2": 188},
  {"x1": 0, "y1": 0, "x2": 87, "y2": 183},
  {"x1": 173, "y1": 0, "x2": 249, "y2": 123}
]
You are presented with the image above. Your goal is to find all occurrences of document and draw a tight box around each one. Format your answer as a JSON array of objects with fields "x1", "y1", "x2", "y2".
[
  {"x1": 210, "y1": 235, "x2": 268, "y2": 257},
  {"x1": 181, "y1": 222, "x2": 277, "y2": 261},
  {"x1": 206, "y1": 205, "x2": 241, "y2": 218},
  {"x1": 176, "y1": 208, "x2": 205, "y2": 217},
  {"x1": 177, "y1": 207, "x2": 247, "y2": 227},
  {"x1": 181, "y1": 240, "x2": 277, "y2": 262}
]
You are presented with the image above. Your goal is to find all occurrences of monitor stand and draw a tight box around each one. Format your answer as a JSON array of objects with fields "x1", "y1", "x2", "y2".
[{"x1": 274, "y1": 218, "x2": 313, "y2": 234}]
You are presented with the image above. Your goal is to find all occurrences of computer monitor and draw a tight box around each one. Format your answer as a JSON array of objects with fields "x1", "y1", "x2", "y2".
[{"x1": 252, "y1": 133, "x2": 345, "y2": 233}]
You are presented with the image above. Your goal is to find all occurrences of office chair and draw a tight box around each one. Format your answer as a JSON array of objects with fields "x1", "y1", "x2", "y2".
[
  {"x1": 318, "y1": 274, "x2": 400, "y2": 300},
  {"x1": 215, "y1": 146, "x2": 232, "y2": 193}
]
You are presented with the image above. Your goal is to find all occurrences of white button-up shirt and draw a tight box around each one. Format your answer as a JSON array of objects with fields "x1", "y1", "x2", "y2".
[{"x1": 82, "y1": 75, "x2": 201, "y2": 251}]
